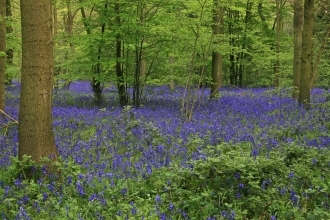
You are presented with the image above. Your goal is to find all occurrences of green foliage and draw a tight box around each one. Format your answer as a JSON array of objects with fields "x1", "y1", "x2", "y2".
[{"x1": 2, "y1": 142, "x2": 330, "y2": 219}]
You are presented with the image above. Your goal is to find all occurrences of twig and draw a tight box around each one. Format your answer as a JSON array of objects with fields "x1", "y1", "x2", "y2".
[{"x1": 0, "y1": 109, "x2": 19, "y2": 124}]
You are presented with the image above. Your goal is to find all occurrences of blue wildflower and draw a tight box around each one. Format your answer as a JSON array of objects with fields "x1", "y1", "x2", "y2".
[{"x1": 155, "y1": 195, "x2": 161, "y2": 204}]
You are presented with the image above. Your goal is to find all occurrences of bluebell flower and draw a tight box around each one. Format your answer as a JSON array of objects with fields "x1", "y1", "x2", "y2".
[
  {"x1": 146, "y1": 165, "x2": 152, "y2": 175},
  {"x1": 131, "y1": 207, "x2": 137, "y2": 215},
  {"x1": 288, "y1": 172, "x2": 294, "y2": 179},
  {"x1": 15, "y1": 206, "x2": 31, "y2": 220},
  {"x1": 66, "y1": 176, "x2": 72, "y2": 185},
  {"x1": 312, "y1": 158, "x2": 317, "y2": 165},
  {"x1": 14, "y1": 178, "x2": 21, "y2": 188},
  {"x1": 3, "y1": 185, "x2": 10, "y2": 198},
  {"x1": 89, "y1": 193, "x2": 97, "y2": 202},
  {"x1": 251, "y1": 148, "x2": 259, "y2": 158},
  {"x1": 289, "y1": 190, "x2": 299, "y2": 206},
  {"x1": 168, "y1": 202, "x2": 175, "y2": 213},
  {"x1": 76, "y1": 181, "x2": 85, "y2": 196},
  {"x1": 160, "y1": 213, "x2": 166, "y2": 220},
  {"x1": 121, "y1": 188, "x2": 128, "y2": 196},
  {"x1": 279, "y1": 187, "x2": 287, "y2": 195},
  {"x1": 32, "y1": 201, "x2": 40, "y2": 213},
  {"x1": 41, "y1": 165, "x2": 47, "y2": 175},
  {"x1": 155, "y1": 195, "x2": 161, "y2": 204},
  {"x1": 42, "y1": 192, "x2": 48, "y2": 201}
]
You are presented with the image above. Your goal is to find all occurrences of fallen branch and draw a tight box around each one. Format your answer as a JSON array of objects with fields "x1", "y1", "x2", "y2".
[
  {"x1": 0, "y1": 109, "x2": 19, "y2": 135},
  {"x1": 0, "y1": 109, "x2": 18, "y2": 124}
]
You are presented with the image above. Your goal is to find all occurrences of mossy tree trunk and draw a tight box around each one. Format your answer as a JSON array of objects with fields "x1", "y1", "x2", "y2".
[{"x1": 19, "y1": 0, "x2": 59, "y2": 176}]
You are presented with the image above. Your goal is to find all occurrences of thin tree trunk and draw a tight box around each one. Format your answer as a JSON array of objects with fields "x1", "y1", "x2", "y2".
[
  {"x1": 91, "y1": 3, "x2": 108, "y2": 105},
  {"x1": 19, "y1": 0, "x2": 59, "y2": 176},
  {"x1": 80, "y1": 1, "x2": 104, "y2": 104},
  {"x1": 274, "y1": 0, "x2": 282, "y2": 87},
  {"x1": 5, "y1": 0, "x2": 12, "y2": 85},
  {"x1": 292, "y1": 0, "x2": 303, "y2": 99},
  {"x1": 299, "y1": 0, "x2": 314, "y2": 109},
  {"x1": 0, "y1": 0, "x2": 6, "y2": 112},
  {"x1": 210, "y1": 0, "x2": 223, "y2": 99},
  {"x1": 169, "y1": 56, "x2": 175, "y2": 90},
  {"x1": 115, "y1": 3, "x2": 128, "y2": 106}
]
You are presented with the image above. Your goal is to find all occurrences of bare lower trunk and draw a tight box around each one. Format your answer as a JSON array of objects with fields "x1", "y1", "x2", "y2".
[
  {"x1": 19, "y1": 0, "x2": 59, "y2": 177},
  {"x1": 210, "y1": 0, "x2": 223, "y2": 99}
]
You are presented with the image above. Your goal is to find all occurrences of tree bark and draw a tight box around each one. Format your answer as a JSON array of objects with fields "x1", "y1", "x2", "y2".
[
  {"x1": 115, "y1": 3, "x2": 128, "y2": 106},
  {"x1": 299, "y1": 0, "x2": 314, "y2": 109},
  {"x1": 0, "y1": 0, "x2": 6, "y2": 112},
  {"x1": 210, "y1": 0, "x2": 223, "y2": 99},
  {"x1": 274, "y1": 0, "x2": 282, "y2": 87},
  {"x1": 292, "y1": 0, "x2": 303, "y2": 99},
  {"x1": 169, "y1": 56, "x2": 175, "y2": 91},
  {"x1": 5, "y1": 0, "x2": 12, "y2": 85},
  {"x1": 19, "y1": 0, "x2": 59, "y2": 174}
]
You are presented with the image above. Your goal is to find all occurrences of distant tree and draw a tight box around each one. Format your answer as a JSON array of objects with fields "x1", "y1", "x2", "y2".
[
  {"x1": 299, "y1": 0, "x2": 314, "y2": 108},
  {"x1": 115, "y1": 3, "x2": 128, "y2": 107},
  {"x1": 5, "y1": 0, "x2": 13, "y2": 84},
  {"x1": 79, "y1": 0, "x2": 105, "y2": 104},
  {"x1": 0, "y1": 0, "x2": 5, "y2": 112},
  {"x1": 292, "y1": 0, "x2": 303, "y2": 99},
  {"x1": 19, "y1": 0, "x2": 59, "y2": 175},
  {"x1": 273, "y1": 0, "x2": 282, "y2": 87},
  {"x1": 210, "y1": 0, "x2": 223, "y2": 99}
]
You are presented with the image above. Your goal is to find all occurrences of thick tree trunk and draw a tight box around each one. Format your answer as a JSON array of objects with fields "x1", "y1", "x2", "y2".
[
  {"x1": 0, "y1": 0, "x2": 6, "y2": 112},
  {"x1": 292, "y1": 0, "x2": 303, "y2": 99},
  {"x1": 19, "y1": 0, "x2": 59, "y2": 174},
  {"x1": 210, "y1": 0, "x2": 223, "y2": 99},
  {"x1": 299, "y1": 0, "x2": 314, "y2": 109}
]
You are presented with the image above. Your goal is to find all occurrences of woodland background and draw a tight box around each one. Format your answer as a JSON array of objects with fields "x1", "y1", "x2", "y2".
[{"x1": 2, "y1": 0, "x2": 330, "y2": 105}]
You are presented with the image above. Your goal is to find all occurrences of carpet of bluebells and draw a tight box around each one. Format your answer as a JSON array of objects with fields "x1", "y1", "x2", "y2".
[{"x1": 0, "y1": 81, "x2": 330, "y2": 219}]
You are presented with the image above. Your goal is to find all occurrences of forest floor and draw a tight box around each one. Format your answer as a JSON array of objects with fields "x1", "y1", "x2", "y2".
[{"x1": 1, "y1": 81, "x2": 330, "y2": 219}]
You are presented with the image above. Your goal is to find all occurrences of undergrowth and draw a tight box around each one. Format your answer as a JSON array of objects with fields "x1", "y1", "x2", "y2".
[{"x1": 1, "y1": 143, "x2": 330, "y2": 219}]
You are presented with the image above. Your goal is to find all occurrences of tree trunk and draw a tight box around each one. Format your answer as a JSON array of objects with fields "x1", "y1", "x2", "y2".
[
  {"x1": 299, "y1": 0, "x2": 314, "y2": 109},
  {"x1": 274, "y1": 0, "x2": 281, "y2": 87},
  {"x1": 0, "y1": 0, "x2": 6, "y2": 112},
  {"x1": 19, "y1": 0, "x2": 59, "y2": 176},
  {"x1": 5, "y1": 0, "x2": 12, "y2": 85},
  {"x1": 169, "y1": 56, "x2": 175, "y2": 91},
  {"x1": 210, "y1": 0, "x2": 223, "y2": 99},
  {"x1": 292, "y1": 0, "x2": 303, "y2": 99},
  {"x1": 91, "y1": 3, "x2": 108, "y2": 105},
  {"x1": 115, "y1": 3, "x2": 128, "y2": 106}
]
